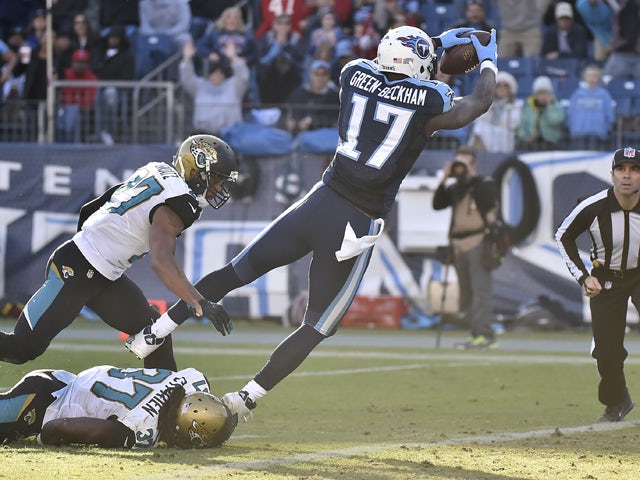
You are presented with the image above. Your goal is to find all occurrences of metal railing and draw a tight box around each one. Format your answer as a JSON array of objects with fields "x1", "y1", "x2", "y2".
[{"x1": 47, "y1": 79, "x2": 176, "y2": 144}]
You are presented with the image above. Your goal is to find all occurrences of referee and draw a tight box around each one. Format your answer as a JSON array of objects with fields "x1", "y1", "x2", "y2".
[{"x1": 556, "y1": 147, "x2": 640, "y2": 422}]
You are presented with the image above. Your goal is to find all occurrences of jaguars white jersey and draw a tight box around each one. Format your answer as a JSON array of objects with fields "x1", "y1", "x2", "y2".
[
  {"x1": 43, "y1": 366, "x2": 210, "y2": 448},
  {"x1": 73, "y1": 162, "x2": 201, "y2": 280}
]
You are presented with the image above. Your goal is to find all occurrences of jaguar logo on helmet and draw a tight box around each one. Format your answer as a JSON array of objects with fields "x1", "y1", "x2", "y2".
[
  {"x1": 190, "y1": 137, "x2": 218, "y2": 168},
  {"x1": 186, "y1": 419, "x2": 210, "y2": 447},
  {"x1": 397, "y1": 35, "x2": 431, "y2": 59}
]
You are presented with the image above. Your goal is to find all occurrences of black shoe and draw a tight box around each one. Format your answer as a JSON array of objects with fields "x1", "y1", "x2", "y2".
[{"x1": 599, "y1": 392, "x2": 634, "y2": 422}]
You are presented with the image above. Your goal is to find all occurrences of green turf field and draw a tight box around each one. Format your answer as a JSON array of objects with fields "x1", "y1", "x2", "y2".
[{"x1": 1, "y1": 319, "x2": 639, "y2": 479}]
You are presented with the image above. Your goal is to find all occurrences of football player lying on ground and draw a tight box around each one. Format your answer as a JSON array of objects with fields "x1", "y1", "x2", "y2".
[
  {"x1": 0, "y1": 365, "x2": 236, "y2": 448},
  {"x1": 0, "y1": 134, "x2": 236, "y2": 371},
  {"x1": 126, "y1": 26, "x2": 498, "y2": 422}
]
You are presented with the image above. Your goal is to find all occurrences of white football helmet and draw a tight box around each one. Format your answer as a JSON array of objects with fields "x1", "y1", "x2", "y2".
[{"x1": 376, "y1": 26, "x2": 437, "y2": 81}]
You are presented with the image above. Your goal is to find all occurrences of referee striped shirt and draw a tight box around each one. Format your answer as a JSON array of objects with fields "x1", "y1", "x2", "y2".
[{"x1": 555, "y1": 187, "x2": 640, "y2": 285}]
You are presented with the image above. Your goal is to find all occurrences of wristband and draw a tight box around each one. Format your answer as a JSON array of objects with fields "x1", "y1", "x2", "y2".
[
  {"x1": 432, "y1": 37, "x2": 442, "y2": 50},
  {"x1": 480, "y1": 59, "x2": 498, "y2": 75}
]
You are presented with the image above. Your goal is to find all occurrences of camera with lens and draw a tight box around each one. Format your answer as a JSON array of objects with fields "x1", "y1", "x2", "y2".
[{"x1": 450, "y1": 161, "x2": 468, "y2": 181}]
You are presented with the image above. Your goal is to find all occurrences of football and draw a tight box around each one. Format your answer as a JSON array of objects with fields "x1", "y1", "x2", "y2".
[{"x1": 439, "y1": 30, "x2": 491, "y2": 75}]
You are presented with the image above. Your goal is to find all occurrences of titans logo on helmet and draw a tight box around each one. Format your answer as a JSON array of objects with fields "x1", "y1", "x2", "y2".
[{"x1": 398, "y1": 35, "x2": 431, "y2": 59}]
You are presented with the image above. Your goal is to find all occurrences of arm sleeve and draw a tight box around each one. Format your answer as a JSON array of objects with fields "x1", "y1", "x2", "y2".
[
  {"x1": 555, "y1": 203, "x2": 594, "y2": 285},
  {"x1": 179, "y1": 60, "x2": 198, "y2": 96},
  {"x1": 473, "y1": 177, "x2": 499, "y2": 214},
  {"x1": 153, "y1": 193, "x2": 201, "y2": 230},
  {"x1": 77, "y1": 183, "x2": 122, "y2": 231},
  {"x1": 40, "y1": 417, "x2": 135, "y2": 449},
  {"x1": 432, "y1": 183, "x2": 453, "y2": 210}
]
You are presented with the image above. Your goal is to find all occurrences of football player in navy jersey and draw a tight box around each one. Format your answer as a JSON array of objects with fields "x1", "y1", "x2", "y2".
[
  {"x1": 0, "y1": 135, "x2": 237, "y2": 370},
  {"x1": 126, "y1": 26, "x2": 498, "y2": 421}
]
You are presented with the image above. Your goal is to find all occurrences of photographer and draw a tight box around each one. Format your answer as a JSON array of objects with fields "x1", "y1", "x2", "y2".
[{"x1": 432, "y1": 146, "x2": 500, "y2": 350}]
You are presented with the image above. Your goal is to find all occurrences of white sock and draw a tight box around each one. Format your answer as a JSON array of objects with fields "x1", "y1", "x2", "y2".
[
  {"x1": 150, "y1": 312, "x2": 180, "y2": 338},
  {"x1": 242, "y1": 380, "x2": 267, "y2": 401}
]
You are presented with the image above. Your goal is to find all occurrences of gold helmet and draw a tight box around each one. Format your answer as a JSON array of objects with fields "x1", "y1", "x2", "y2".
[
  {"x1": 174, "y1": 392, "x2": 237, "y2": 448},
  {"x1": 172, "y1": 134, "x2": 239, "y2": 209}
]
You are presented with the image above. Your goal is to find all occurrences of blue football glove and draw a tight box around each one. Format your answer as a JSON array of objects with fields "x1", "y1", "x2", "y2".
[
  {"x1": 471, "y1": 28, "x2": 497, "y2": 64},
  {"x1": 434, "y1": 27, "x2": 473, "y2": 49},
  {"x1": 189, "y1": 299, "x2": 233, "y2": 336}
]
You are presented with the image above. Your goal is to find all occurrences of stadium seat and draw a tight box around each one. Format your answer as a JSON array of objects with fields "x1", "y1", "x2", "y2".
[
  {"x1": 606, "y1": 77, "x2": 640, "y2": 118},
  {"x1": 517, "y1": 74, "x2": 535, "y2": 99},
  {"x1": 497, "y1": 57, "x2": 536, "y2": 81},
  {"x1": 553, "y1": 77, "x2": 581, "y2": 101},
  {"x1": 134, "y1": 33, "x2": 176, "y2": 79},
  {"x1": 605, "y1": 78, "x2": 640, "y2": 144},
  {"x1": 538, "y1": 57, "x2": 581, "y2": 79},
  {"x1": 421, "y1": 2, "x2": 462, "y2": 35}
]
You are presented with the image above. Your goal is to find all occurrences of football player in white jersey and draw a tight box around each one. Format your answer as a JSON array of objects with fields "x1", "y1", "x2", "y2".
[
  {"x1": 0, "y1": 365, "x2": 236, "y2": 448},
  {"x1": 0, "y1": 135, "x2": 238, "y2": 370}
]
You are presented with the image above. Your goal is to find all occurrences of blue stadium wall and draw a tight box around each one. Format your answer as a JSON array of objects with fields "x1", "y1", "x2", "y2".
[{"x1": 0, "y1": 143, "x2": 590, "y2": 324}]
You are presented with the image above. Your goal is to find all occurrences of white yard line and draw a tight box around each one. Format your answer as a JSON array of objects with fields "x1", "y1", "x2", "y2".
[
  {"x1": 136, "y1": 420, "x2": 640, "y2": 480},
  {"x1": 2, "y1": 342, "x2": 638, "y2": 391}
]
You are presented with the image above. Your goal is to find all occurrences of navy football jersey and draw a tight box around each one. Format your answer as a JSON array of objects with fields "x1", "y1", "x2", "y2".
[{"x1": 323, "y1": 59, "x2": 455, "y2": 217}]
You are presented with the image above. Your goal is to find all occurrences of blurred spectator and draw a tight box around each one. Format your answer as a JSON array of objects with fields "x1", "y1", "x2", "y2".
[
  {"x1": 59, "y1": 49, "x2": 98, "y2": 142},
  {"x1": 452, "y1": 0, "x2": 496, "y2": 33},
  {"x1": 138, "y1": 0, "x2": 191, "y2": 48},
  {"x1": 0, "y1": 0, "x2": 33, "y2": 42},
  {"x1": 303, "y1": 0, "x2": 354, "y2": 39},
  {"x1": 330, "y1": 38, "x2": 355, "y2": 85},
  {"x1": 567, "y1": 64, "x2": 615, "y2": 149},
  {"x1": 373, "y1": 0, "x2": 420, "y2": 34},
  {"x1": 542, "y1": 2, "x2": 590, "y2": 60},
  {"x1": 23, "y1": 8, "x2": 46, "y2": 50},
  {"x1": 517, "y1": 75, "x2": 567, "y2": 150},
  {"x1": 99, "y1": 0, "x2": 139, "y2": 37},
  {"x1": 3, "y1": 29, "x2": 25, "y2": 99},
  {"x1": 351, "y1": 14, "x2": 380, "y2": 59},
  {"x1": 53, "y1": 29, "x2": 75, "y2": 79},
  {"x1": 352, "y1": 0, "x2": 376, "y2": 25},
  {"x1": 95, "y1": 25, "x2": 135, "y2": 144},
  {"x1": 23, "y1": 34, "x2": 50, "y2": 104},
  {"x1": 22, "y1": 29, "x2": 53, "y2": 141},
  {"x1": 0, "y1": 38, "x2": 17, "y2": 94},
  {"x1": 576, "y1": 0, "x2": 613, "y2": 61},
  {"x1": 195, "y1": 6, "x2": 258, "y2": 70},
  {"x1": 254, "y1": 0, "x2": 315, "y2": 40},
  {"x1": 603, "y1": 0, "x2": 640, "y2": 80},
  {"x1": 188, "y1": 0, "x2": 241, "y2": 42},
  {"x1": 286, "y1": 59, "x2": 339, "y2": 135},
  {"x1": 256, "y1": 14, "x2": 305, "y2": 104},
  {"x1": 71, "y1": 13, "x2": 101, "y2": 70},
  {"x1": 51, "y1": 0, "x2": 89, "y2": 34},
  {"x1": 179, "y1": 39, "x2": 249, "y2": 136},
  {"x1": 494, "y1": 0, "x2": 543, "y2": 57},
  {"x1": 469, "y1": 71, "x2": 523, "y2": 153},
  {"x1": 307, "y1": 7, "x2": 344, "y2": 60}
]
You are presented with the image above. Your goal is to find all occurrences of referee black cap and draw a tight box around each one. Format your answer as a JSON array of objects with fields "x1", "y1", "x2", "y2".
[{"x1": 612, "y1": 147, "x2": 640, "y2": 168}]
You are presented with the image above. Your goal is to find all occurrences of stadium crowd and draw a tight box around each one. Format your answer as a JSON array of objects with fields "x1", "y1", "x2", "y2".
[{"x1": 0, "y1": 0, "x2": 638, "y2": 150}]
